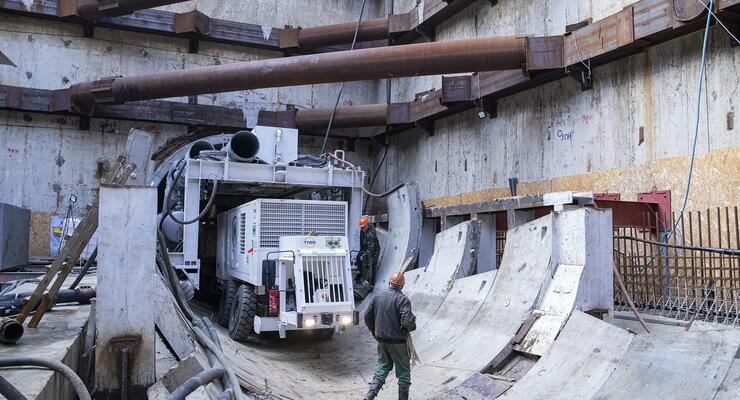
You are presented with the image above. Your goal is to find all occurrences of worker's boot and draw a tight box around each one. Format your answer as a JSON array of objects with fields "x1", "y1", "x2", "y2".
[
  {"x1": 363, "y1": 378, "x2": 383, "y2": 400},
  {"x1": 398, "y1": 385, "x2": 409, "y2": 400}
]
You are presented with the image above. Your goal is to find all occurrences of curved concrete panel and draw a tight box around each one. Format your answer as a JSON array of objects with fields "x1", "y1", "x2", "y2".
[
  {"x1": 213, "y1": 208, "x2": 740, "y2": 400},
  {"x1": 401, "y1": 215, "x2": 554, "y2": 398},
  {"x1": 499, "y1": 311, "x2": 634, "y2": 400},
  {"x1": 359, "y1": 183, "x2": 422, "y2": 312}
]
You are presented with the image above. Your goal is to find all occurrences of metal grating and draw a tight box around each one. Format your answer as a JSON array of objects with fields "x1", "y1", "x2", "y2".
[
  {"x1": 259, "y1": 200, "x2": 347, "y2": 248},
  {"x1": 239, "y1": 213, "x2": 246, "y2": 254},
  {"x1": 301, "y1": 255, "x2": 348, "y2": 305},
  {"x1": 614, "y1": 207, "x2": 740, "y2": 325}
]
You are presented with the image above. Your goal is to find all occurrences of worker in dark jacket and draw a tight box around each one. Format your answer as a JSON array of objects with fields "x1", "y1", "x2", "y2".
[
  {"x1": 363, "y1": 272, "x2": 416, "y2": 400},
  {"x1": 359, "y1": 216, "x2": 380, "y2": 290}
]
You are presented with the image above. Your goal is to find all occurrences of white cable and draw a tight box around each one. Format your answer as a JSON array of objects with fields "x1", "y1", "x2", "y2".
[{"x1": 696, "y1": 0, "x2": 740, "y2": 45}]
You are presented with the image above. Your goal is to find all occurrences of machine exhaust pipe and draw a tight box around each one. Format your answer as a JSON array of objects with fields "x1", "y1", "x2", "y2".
[
  {"x1": 0, "y1": 317, "x2": 24, "y2": 344},
  {"x1": 188, "y1": 141, "x2": 215, "y2": 159},
  {"x1": 226, "y1": 130, "x2": 260, "y2": 162}
]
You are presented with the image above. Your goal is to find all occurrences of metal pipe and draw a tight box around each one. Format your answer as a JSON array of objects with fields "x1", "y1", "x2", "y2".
[
  {"x1": 188, "y1": 141, "x2": 215, "y2": 159},
  {"x1": 226, "y1": 130, "x2": 260, "y2": 162},
  {"x1": 0, "y1": 318, "x2": 23, "y2": 344},
  {"x1": 75, "y1": 0, "x2": 190, "y2": 21},
  {"x1": 0, "y1": 357, "x2": 91, "y2": 400},
  {"x1": 168, "y1": 367, "x2": 225, "y2": 400},
  {"x1": 69, "y1": 36, "x2": 526, "y2": 112},
  {"x1": 296, "y1": 17, "x2": 389, "y2": 49},
  {"x1": 295, "y1": 104, "x2": 389, "y2": 131}
]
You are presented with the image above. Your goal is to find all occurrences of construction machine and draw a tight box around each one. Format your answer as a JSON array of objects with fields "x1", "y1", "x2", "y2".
[{"x1": 155, "y1": 126, "x2": 364, "y2": 340}]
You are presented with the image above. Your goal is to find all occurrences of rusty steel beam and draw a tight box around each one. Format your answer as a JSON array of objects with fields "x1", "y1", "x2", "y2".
[
  {"x1": 259, "y1": 0, "x2": 740, "y2": 137},
  {"x1": 66, "y1": 36, "x2": 527, "y2": 113},
  {"x1": 59, "y1": 0, "x2": 189, "y2": 20},
  {"x1": 296, "y1": 104, "x2": 389, "y2": 131},
  {"x1": 279, "y1": 0, "x2": 482, "y2": 50},
  {"x1": 281, "y1": 18, "x2": 389, "y2": 49}
]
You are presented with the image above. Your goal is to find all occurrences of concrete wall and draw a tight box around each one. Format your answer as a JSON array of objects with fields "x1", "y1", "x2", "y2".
[
  {"x1": 0, "y1": 1, "x2": 387, "y2": 213},
  {"x1": 378, "y1": 0, "x2": 740, "y2": 212}
]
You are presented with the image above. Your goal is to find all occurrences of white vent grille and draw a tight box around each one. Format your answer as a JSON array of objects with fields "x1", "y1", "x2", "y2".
[
  {"x1": 301, "y1": 255, "x2": 348, "y2": 304},
  {"x1": 260, "y1": 201, "x2": 347, "y2": 248},
  {"x1": 239, "y1": 213, "x2": 246, "y2": 254}
]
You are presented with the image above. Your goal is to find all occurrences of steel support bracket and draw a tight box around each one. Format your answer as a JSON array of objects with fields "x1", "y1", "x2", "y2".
[
  {"x1": 388, "y1": 12, "x2": 416, "y2": 36},
  {"x1": 279, "y1": 26, "x2": 301, "y2": 49},
  {"x1": 174, "y1": 10, "x2": 211, "y2": 35},
  {"x1": 57, "y1": 0, "x2": 81, "y2": 18},
  {"x1": 68, "y1": 77, "x2": 119, "y2": 114},
  {"x1": 441, "y1": 75, "x2": 473, "y2": 106},
  {"x1": 481, "y1": 97, "x2": 498, "y2": 119},
  {"x1": 387, "y1": 102, "x2": 412, "y2": 126},
  {"x1": 416, "y1": 119, "x2": 435, "y2": 136},
  {"x1": 637, "y1": 190, "x2": 672, "y2": 232},
  {"x1": 525, "y1": 36, "x2": 565, "y2": 72},
  {"x1": 594, "y1": 193, "x2": 622, "y2": 201},
  {"x1": 568, "y1": 67, "x2": 593, "y2": 91}
]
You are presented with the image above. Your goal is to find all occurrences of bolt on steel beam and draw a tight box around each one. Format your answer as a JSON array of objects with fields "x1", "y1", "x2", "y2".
[{"x1": 68, "y1": 36, "x2": 527, "y2": 113}]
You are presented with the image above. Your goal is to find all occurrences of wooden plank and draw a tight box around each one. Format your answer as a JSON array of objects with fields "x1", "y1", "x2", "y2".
[
  {"x1": 153, "y1": 275, "x2": 195, "y2": 360},
  {"x1": 95, "y1": 185, "x2": 157, "y2": 398},
  {"x1": 27, "y1": 205, "x2": 99, "y2": 327},
  {"x1": 16, "y1": 203, "x2": 97, "y2": 324}
]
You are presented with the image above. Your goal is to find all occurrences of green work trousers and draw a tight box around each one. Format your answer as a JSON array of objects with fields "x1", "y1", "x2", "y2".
[{"x1": 372, "y1": 342, "x2": 411, "y2": 387}]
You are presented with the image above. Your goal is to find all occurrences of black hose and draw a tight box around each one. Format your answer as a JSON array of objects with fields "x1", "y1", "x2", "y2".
[
  {"x1": 191, "y1": 325, "x2": 244, "y2": 400},
  {"x1": 0, "y1": 374, "x2": 27, "y2": 400},
  {"x1": 219, "y1": 388, "x2": 234, "y2": 400},
  {"x1": 156, "y1": 230, "x2": 243, "y2": 400},
  {"x1": 161, "y1": 159, "x2": 219, "y2": 228},
  {"x1": 0, "y1": 318, "x2": 24, "y2": 344},
  {"x1": 157, "y1": 231, "x2": 194, "y2": 321},
  {"x1": 0, "y1": 357, "x2": 91, "y2": 400},
  {"x1": 168, "y1": 367, "x2": 225, "y2": 400}
]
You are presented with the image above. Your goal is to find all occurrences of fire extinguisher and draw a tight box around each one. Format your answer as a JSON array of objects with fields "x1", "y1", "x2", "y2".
[{"x1": 268, "y1": 289, "x2": 279, "y2": 316}]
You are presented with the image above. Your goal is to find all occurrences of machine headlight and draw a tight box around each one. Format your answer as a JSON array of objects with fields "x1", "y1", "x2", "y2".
[
  {"x1": 305, "y1": 318, "x2": 316, "y2": 328},
  {"x1": 341, "y1": 316, "x2": 353, "y2": 325}
]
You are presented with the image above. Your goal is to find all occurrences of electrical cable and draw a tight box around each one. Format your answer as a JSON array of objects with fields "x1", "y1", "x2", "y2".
[
  {"x1": 327, "y1": 153, "x2": 404, "y2": 198},
  {"x1": 364, "y1": 145, "x2": 389, "y2": 213},
  {"x1": 320, "y1": 0, "x2": 368, "y2": 154},
  {"x1": 696, "y1": 0, "x2": 740, "y2": 45},
  {"x1": 665, "y1": 0, "x2": 714, "y2": 241},
  {"x1": 0, "y1": 357, "x2": 91, "y2": 400},
  {"x1": 160, "y1": 159, "x2": 219, "y2": 228}
]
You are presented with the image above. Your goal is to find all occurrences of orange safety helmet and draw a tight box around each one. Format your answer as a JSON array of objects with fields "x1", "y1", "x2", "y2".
[
  {"x1": 389, "y1": 272, "x2": 405, "y2": 288},
  {"x1": 359, "y1": 216, "x2": 369, "y2": 228}
]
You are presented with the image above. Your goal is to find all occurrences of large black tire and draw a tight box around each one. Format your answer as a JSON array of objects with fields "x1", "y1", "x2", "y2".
[
  {"x1": 229, "y1": 284, "x2": 257, "y2": 342},
  {"x1": 216, "y1": 280, "x2": 237, "y2": 328}
]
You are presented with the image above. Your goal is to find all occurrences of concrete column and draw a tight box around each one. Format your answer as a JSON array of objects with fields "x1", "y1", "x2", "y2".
[
  {"x1": 476, "y1": 213, "x2": 497, "y2": 272},
  {"x1": 96, "y1": 185, "x2": 157, "y2": 399}
]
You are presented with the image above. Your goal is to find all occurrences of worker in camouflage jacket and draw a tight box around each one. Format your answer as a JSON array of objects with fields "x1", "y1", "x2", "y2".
[
  {"x1": 359, "y1": 216, "x2": 380, "y2": 289},
  {"x1": 363, "y1": 272, "x2": 417, "y2": 400}
]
